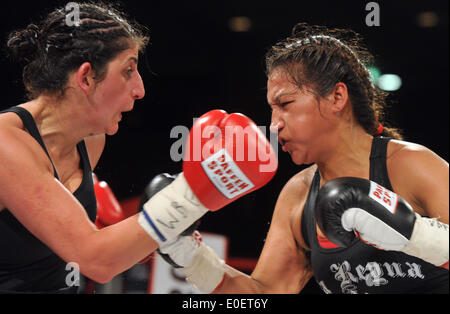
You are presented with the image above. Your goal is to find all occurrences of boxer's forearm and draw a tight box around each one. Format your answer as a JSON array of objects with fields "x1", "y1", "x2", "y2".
[
  {"x1": 215, "y1": 264, "x2": 310, "y2": 294},
  {"x1": 213, "y1": 265, "x2": 265, "y2": 294},
  {"x1": 78, "y1": 215, "x2": 158, "y2": 283}
]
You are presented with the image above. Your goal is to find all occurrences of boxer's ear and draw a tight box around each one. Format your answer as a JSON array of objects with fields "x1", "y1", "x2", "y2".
[
  {"x1": 328, "y1": 82, "x2": 349, "y2": 113},
  {"x1": 76, "y1": 62, "x2": 95, "y2": 95}
]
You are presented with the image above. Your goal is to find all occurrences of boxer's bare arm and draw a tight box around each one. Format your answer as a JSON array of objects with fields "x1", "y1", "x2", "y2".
[
  {"x1": 386, "y1": 141, "x2": 448, "y2": 269},
  {"x1": 214, "y1": 172, "x2": 314, "y2": 293},
  {"x1": 387, "y1": 141, "x2": 449, "y2": 224},
  {"x1": 0, "y1": 128, "x2": 158, "y2": 283}
]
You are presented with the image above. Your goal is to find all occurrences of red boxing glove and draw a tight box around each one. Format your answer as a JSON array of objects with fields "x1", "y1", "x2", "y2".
[
  {"x1": 138, "y1": 110, "x2": 277, "y2": 245},
  {"x1": 94, "y1": 177, "x2": 126, "y2": 229},
  {"x1": 184, "y1": 109, "x2": 278, "y2": 210}
]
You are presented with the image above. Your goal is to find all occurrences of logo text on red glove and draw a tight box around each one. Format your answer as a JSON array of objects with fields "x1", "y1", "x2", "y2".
[
  {"x1": 201, "y1": 149, "x2": 255, "y2": 199},
  {"x1": 170, "y1": 121, "x2": 278, "y2": 173}
]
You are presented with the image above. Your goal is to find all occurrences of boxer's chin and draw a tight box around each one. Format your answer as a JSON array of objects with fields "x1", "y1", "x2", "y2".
[
  {"x1": 105, "y1": 123, "x2": 120, "y2": 136},
  {"x1": 289, "y1": 149, "x2": 310, "y2": 166}
]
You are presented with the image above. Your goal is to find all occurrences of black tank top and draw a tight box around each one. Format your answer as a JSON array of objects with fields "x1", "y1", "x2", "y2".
[
  {"x1": 301, "y1": 137, "x2": 449, "y2": 294},
  {"x1": 0, "y1": 106, "x2": 97, "y2": 293}
]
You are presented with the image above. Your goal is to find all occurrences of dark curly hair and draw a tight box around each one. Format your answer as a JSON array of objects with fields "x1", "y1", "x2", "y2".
[
  {"x1": 6, "y1": 1, "x2": 149, "y2": 100},
  {"x1": 265, "y1": 23, "x2": 402, "y2": 139}
]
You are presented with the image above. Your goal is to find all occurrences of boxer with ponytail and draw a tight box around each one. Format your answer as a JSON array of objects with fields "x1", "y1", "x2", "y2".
[
  {"x1": 0, "y1": 3, "x2": 276, "y2": 293},
  {"x1": 162, "y1": 23, "x2": 448, "y2": 294}
]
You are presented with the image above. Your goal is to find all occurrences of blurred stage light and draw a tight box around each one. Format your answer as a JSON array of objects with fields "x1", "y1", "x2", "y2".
[
  {"x1": 376, "y1": 74, "x2": 402, "y2": 91},
  {"x1": 368, "y1": 66, "x2": 381, "y2": 83},
  {"x1": 416, "y1": 11, "x2": 439, "y2": 28},
  {"x1": 228, "y1": 16, "x2": 252, "y2": 32}
]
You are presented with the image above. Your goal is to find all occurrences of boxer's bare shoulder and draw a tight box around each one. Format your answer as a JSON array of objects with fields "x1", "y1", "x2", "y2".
[
  {"x1": 0, "y1": 124, "x2": 54, "y2": 212},
  {"x1": 248, "y1": 166, "x2": 316, "y2": 292},
  {"x1": 276, "y1": 165, "x2": 317, "y2": 251},
  {"x1": 386, "y1": 139, "x2": 449, "y2": 220}
]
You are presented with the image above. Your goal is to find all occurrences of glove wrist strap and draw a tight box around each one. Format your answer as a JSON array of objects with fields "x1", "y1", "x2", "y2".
[
  {"x1": 402, "y1": 214, "x2": 449, "y2": 267},
  {"x1": 138, "y1": 173, "x2": 208, "y2": 245},
  {"x1": 182, "y1": 243, "x2": 225, "y2": 293}
]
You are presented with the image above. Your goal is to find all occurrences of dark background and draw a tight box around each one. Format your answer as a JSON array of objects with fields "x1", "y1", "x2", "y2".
[{"x1": 1, "y1": 0, "x2": 448, "y2": 293}]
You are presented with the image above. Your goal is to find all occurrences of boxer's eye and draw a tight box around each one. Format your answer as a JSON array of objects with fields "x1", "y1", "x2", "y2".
[
  {"x1": 124, "y1": 68, "x2": 134, "y2": 78},
  {"x1": 280, "y1": 101, "x2": 293, "y2": 108}
]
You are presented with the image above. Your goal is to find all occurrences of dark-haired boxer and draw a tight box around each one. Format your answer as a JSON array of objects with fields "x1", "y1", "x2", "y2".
[
  {"x1": 159, "y1": 23, "x2": 448, "y2": 294},
  {"x1": 0, "y1": 3, "x2": 276, "y2": 293}
]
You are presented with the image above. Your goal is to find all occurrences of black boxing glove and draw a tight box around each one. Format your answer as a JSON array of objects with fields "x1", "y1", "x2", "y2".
[
  {"x1": 137, "y1": 173, "x2": 199, "y2": 264},
  {"x1": 138, "y1": 173, "x2": 199, "y2": 236},
  {"x1": 315, "y1": 177, "x2": 449, "y2": 267},
  {"x1": 143, "y1": 175, "x2": 225, "y2": 293},
  {"x1": 138, "y1": 173, "x2": 178, "y2": 209}
]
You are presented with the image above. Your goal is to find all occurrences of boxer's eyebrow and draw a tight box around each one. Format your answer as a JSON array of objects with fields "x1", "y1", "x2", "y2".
[
  {"x1": 128, "y1": 57, "x2": 138, "y2": 65},
  {"x1": 270, "y1": 90, "x2": 296, "y2": 106},
  {"x1": 122, "y1": 57, "x2": 138, "y2": 66}
]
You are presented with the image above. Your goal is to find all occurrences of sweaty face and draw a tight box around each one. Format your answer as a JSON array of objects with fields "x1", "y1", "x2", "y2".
[
  {"x1": 267, "y1": 68, "x2": 334, "y2": 165},
  {"x1": 90, "y1": 46, "x2": 145, "y2": 135}
]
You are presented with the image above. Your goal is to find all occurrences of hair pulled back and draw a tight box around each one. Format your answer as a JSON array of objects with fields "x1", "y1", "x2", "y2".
[
  {"x1": 265, "y1": 23, "x2": 402, "y2": 139},
  {"x1": 7, "y1": 1, "x2": 148, "y2": 99}
]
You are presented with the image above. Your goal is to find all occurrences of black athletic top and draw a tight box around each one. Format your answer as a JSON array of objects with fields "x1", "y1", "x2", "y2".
[
  {"x1": 301, "y1": 136, "x2": 449, "y2": 294},
  {"x1": 0, "y1": 106, "x2": 97, "y2": 293}
]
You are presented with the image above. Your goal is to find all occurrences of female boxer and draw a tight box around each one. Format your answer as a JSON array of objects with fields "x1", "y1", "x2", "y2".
[
  {"x1": 0, "y1": 2, "x2": 274, "y2": 293},
  {"x1": 159, "y1": 23, "x2": 449, "y2": 294},
  {"x1": 0, "y1": 2, "x2": 156, "y2": 293}
]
